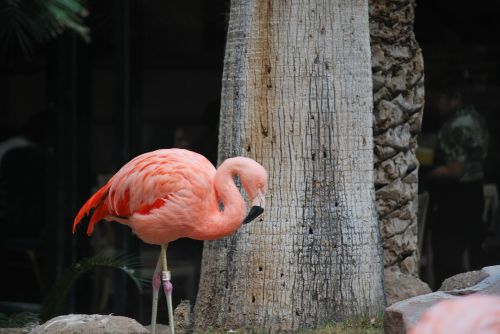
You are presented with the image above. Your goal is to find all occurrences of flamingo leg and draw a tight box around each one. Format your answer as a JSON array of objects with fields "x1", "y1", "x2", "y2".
[
  {"x1": 161, "y1": 243, "x2": 175, "y2": 334},
  {"x1": 151, "y1": 255, "x2": 162, "y2": 334}
]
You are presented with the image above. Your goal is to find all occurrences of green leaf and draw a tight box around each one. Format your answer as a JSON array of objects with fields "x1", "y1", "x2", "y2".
[
  {"x1": 0, "y1": 0, "x2": 90, "y2": 58},
  {"x1": 40, "y1": 252, "x2": 147, "y2": 322}
]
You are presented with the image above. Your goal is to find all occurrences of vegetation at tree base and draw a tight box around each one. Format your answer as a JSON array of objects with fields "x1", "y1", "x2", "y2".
[
  {"x1": 200, "y1": 315, "x2": 384, "y2": 334},
  {"x1": 0, "y1": 308, "x2": 383, "y2": 333}
]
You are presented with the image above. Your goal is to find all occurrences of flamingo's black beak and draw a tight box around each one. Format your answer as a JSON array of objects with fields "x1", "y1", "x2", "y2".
[{"x1": 243, "y1": 206, "x2": 264, "y2": 224}]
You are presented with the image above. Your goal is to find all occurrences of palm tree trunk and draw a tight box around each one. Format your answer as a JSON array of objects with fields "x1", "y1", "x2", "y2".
[
  {"x1": 369, "y1": 0, "x2": 428, "y2": 304},
  {"x1": 194, "y1": 0, "x2": 385, "y2": 331}
]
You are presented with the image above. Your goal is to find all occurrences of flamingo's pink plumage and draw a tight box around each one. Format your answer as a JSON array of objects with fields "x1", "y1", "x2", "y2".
[
  {"x1": 73, "y1": 148, "x2": 267, "y2": 334},
  {"x1": 73, "y1": 148, "x2": 267, "y2": 245},
  {"x1": 409, "y1": 294, "x2": 500, "y2": 334}
]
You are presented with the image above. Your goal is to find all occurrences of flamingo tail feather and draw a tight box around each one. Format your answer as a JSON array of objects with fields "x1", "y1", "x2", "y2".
[{"x1": 73, "y1": 183, "x2": 111, "y2": 235}]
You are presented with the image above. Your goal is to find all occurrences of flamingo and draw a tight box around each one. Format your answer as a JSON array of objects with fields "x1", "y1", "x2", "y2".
[
  {"x1": 73, "y1": 148, "x2": 267, "y2": 334},
  {"x1": 409, "y1": 294, "x2": 500, "y2": 334}
]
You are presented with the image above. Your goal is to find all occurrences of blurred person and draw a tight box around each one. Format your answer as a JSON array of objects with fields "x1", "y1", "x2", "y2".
[{"x1": 427, "y1": 76, "x2": 489, "y2": 287}]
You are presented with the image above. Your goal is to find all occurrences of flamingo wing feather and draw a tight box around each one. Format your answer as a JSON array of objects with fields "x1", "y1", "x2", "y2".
[{"x1": 73, "y1": 149, "x2": 217, "y2": 239}]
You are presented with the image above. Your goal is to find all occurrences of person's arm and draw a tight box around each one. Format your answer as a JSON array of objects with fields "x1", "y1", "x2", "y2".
[{"x1": 429, "y1": 160, "x2": 464, "y2": 180}]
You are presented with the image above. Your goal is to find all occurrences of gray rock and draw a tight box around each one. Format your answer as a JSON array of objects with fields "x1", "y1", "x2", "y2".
[
  {"x1": 438, "y1": 270, "x2": 488, "y2": 291},
  {"x1": 448, "y1": 266, "x2": 500, "y2": 295},
  {"x1": 0, "y1": 329, "x2": 27, "y2": 334},
  {"x1": 384, "y1": 268, "x2": 432, "y2": 306},
  {"x1": 31, "y1": 314, "x2": 148, "y2": 334},
  {"x1": 145, "y1": 324, "x2": 170, "y2": 334},
  {"x1": 384, "y1": 265, "x2": 500, "y2": 334},
  {"x1": 146, "y1": 300, "x2": 192, "y2": 334},
  {"x1": 385, "y1": 292, "x2": 456, "y2": 334}
]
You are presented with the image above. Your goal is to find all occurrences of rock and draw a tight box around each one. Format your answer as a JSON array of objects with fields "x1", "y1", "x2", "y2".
[
  {"x1": 31, "y1": 314, "x2": 148, "y2": 334},
  {"x1": 384, "y1": 268, "x2": 432, "y2": 306},
  {"x1": 385, "y1": 292, "x2": 456, "y2": 334},
  {"x1": 146, "y1": 300, "x2": 192, "y2": 334},
  {"x1": 384, "y1": 265, "x2": 500, "y2": 334},
  {"x1": 447, "y1": 266, "x2": 500, "y2": 296},
  {"x1": 0, "y1": 329, "x2": 26, "y2": 334},
  {"x1": 438, "y1": 270, "x2": 489, "y2": 291},
  {"x1": 144, "y1": 324, "x2": 170, "y2": 334}
]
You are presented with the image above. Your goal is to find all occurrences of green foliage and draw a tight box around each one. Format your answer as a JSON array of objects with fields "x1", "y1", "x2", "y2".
[
  {"x1": 0, "y1": 312, "x2": 38, "y2": 328},
  {"x1": 0, "y1": 0, "x2": 90, "y2": 57},
  {"x1": 197, "y1": 315, "x2": 384, "y2": 334},
  {"x1": 40, "y1": 252, "x2": 146, "y2": 322}
]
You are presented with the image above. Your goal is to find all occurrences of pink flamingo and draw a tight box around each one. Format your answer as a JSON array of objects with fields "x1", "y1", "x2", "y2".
[
  {"x1": 73, "y1": 148, "x2": 267, "y2": 334},
  {"x1": 409, "y1": 294, "x2": 500, "y2": 334}
]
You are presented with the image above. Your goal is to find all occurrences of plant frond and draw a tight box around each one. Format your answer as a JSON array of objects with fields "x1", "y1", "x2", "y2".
[
  {"x1": 0, "y1": 0, "x2": 90, "y2": 58},
  {"x1": 40, "y1": 251, "x2": 146, "y2": 322}
]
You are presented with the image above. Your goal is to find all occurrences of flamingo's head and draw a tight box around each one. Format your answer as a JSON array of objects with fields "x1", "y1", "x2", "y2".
[{"x1": 236, "y1": 157, "x2": 267, "y2": 224}]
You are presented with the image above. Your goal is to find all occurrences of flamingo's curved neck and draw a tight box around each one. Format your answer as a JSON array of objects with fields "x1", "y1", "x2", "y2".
[{"x1": 192, "y1": 160, "x2": 246, "y2": 240}]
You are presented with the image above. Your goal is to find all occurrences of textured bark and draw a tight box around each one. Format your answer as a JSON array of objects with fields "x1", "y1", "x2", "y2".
[
  {"x1": 369, "y1": 0, "x2": 424, "y2": 276},
  {"x1": 193, "y1": 0, "x2": 384, "y2": 332}
]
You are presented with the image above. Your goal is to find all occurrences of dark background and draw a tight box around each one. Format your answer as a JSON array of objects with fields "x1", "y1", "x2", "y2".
[
  {"x1": 0, "y1": 0, "x2": 499, "y2": 324},
  {"x1": 415, "y1": 0, "x2": 500, "y2": 186},
  {"x1": 0, "y1": 0, "x2": 226, "y2": 324}
]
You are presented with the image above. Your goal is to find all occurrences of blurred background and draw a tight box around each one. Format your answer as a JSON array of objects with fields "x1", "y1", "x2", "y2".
[
  {"x1": 0, "y1": 0, "x2": 499, "y2": 326},
  {"x1": 0, "y1": 0, "x2": 226, "y2": 325},
  {"x1": 415, "y1": 0, "x2": 500, "y2": 289}
]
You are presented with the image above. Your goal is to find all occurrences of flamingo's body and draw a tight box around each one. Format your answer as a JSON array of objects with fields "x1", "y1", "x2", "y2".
[
  {"x1": 73, "y1": 148, "x2": 267, "y2": 334},
  {"x1": 409, "y1": 294, "x2": 500, "y2": 334}
]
